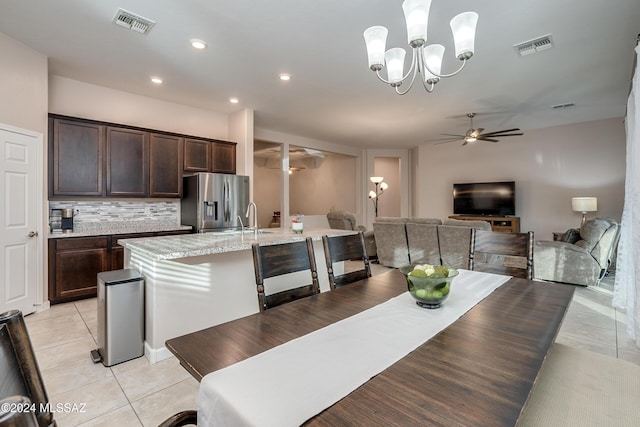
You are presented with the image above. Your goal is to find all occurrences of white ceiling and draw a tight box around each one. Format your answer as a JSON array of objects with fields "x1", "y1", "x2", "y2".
[{"x1": 1, "y1": 0, "x2": 638, "y2": 149}]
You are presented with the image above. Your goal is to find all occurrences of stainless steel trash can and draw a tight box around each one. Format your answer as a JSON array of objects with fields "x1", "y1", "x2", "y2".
[{"x1": 95, "y1": 269, "x2": 144, "y2": 366}]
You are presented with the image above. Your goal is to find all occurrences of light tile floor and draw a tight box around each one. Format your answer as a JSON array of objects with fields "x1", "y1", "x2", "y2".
[{"x1": 22, "y1": 269, "x2": 640, "y2": 426}]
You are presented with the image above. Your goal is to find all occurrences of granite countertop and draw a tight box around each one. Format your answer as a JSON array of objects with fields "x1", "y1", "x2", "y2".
[
  {"x1": 47, "y1": 222, "x2": 193, "y2": 239},
  {"x1": 118, "y1": 228, "x2": 355, "y2": 261}
]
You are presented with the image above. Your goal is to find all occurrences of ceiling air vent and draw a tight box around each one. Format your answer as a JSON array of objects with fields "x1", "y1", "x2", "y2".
[
  {"x1": 513, "y1": 34, "x2": 554, "y2": 56},
  {"x1": 112, "y1": 8, "x2": 155, "y2": 34}
]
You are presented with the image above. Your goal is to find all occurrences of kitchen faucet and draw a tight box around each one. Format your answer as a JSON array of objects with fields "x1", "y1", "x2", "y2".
[{"x1": 245, "y1": 202, "x2": 258, "y2": 238}]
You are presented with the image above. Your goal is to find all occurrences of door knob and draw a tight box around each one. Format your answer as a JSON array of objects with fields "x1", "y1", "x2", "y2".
[{"x1": 28, "y1": 231, "x2": 38, "y2": 237}]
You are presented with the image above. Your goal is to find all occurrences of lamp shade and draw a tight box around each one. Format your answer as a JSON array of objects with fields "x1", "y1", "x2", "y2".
[
  {"x1": 402, "y1": 0, "x2": 432, "y2": 46},
  {"x1": 572, "y1": 197, "x2": 597, "y2": 213},
  {"x1": 370, "y1": 176, "x2": 384, "y2": 183},
  {"x1": 423, "y1": 44, "x2": 444, "y2": 81},
  {"x1": 450, "y1": 11, "x2": 478, "y2": 59},
  {"x1": 363, "y1": 26, "x2": 388, "y2": 70},
  {"x1": 385, "y1": 48, "x2": 406, "y2": 83}
]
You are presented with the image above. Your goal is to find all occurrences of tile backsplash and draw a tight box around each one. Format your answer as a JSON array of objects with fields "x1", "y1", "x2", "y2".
[{"x1": 49, "y1": 201, "x2": 180, "y2": 230}]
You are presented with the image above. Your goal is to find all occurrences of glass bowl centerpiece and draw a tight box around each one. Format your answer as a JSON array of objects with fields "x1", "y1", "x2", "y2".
[{"x1": 399, "y1": 264, "x2": 459, "y2": 309}]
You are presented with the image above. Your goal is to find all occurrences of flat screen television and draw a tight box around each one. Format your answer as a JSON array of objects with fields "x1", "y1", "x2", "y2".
[{"x1": 453, "y1": 181, "x2": 516, "y2": 216}]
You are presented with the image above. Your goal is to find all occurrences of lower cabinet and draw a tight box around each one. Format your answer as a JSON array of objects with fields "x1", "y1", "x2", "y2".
[
  {"x1": 48, "y1": 237, "x2": 110, "y2": 304},
  {"x1": 48, "y1": 230, "x2": 191, "y2": 304}
]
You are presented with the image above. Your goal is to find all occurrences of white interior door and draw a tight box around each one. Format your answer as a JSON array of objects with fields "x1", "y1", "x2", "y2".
[{"x1": 0, "y1": 124, "x2": 42, "y2": 315}]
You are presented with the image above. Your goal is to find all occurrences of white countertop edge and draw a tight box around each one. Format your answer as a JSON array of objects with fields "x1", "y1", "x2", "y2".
[
  {"x1": 47, "y1": 225, "x2": 193, "y2": 239},
  {"x1": 119, "y1": 228, "x2": 357, "y2": 261}
]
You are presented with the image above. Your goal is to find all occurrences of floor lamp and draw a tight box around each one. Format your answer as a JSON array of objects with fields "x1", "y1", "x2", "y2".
[{"x1": 369, "y1": 176, "x2": 388, "y2": 217}]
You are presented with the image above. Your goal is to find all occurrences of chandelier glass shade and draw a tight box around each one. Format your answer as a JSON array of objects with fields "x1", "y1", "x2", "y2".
[{"x1": 363, "y1": 0, "x2": 478, "y2": 95}]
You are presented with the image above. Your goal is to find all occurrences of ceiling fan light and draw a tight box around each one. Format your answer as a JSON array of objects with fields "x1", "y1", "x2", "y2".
[
  {"x1": 423, "y1": 44, "x2": 444, "y2": 82},
  {"x1": 402, "y1": 0, "x2": 432, "y2": 47},
  {"x1": 364, "y1": 26, "x2": 388, "y2": 70},
  {"x1": 450, "y1": 12, "x2": 478, "y2": 59},
  {"x1": 385, "y1": 48, "x2": 406, "y2": 84}
]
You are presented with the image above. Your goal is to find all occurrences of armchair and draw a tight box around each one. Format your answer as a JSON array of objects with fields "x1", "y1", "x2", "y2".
[
  {"x1": 534, "y1": 217, "x2": 620, "y2": 286},
  {"x1": 326, "y1": 210, "x2": 377, "y2": 259}
]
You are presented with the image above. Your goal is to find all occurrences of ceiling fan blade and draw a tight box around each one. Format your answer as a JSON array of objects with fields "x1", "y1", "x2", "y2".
[
  {"x1": 480, "y1": 128, "x2": 522, "y2": 136},
  {"x1": 433, "y1": 138, "x2": 463, "y2": 145},
  {"x1": 478, "y1": 138, "x2": 500, "y2": 142},
  {"x1": 426, "y1": 136, "x2": 464, "y2": 142},
  {"x1": 482, "y1": 133, "x2": 523, "y2": 137},
  {"x1": 462, "y1": 139, "x2": 469, "y2": 146},
  {"x1": 440, "y1": 133, "x2": 466, "y2": 138}
]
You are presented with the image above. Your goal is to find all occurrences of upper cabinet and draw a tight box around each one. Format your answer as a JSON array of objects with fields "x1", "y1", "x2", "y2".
[
  {"x1": 49, "y1": 118, "x2": 104, "y2": 197},
  {"x1": 183, "y1": 138, "x2": 211, "y2": 173},
  {"x1": 150, "y1": 133, "x2": 183, "y2": 197},
  {"x1": 183, "y1": 138, "x2": 237, "y2": 174},
  {"x1": 106, "y1": 127, "x2": 148, "y2": 197},
  {"x1": 212, "y1": 141, "x2": 237, "y2": 174},
  {"x1": 48, "y1": 115, "x2": 237, "y2": 199}
]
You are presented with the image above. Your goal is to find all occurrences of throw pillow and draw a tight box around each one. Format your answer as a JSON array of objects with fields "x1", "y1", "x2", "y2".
[{"x1": 561, "y1": 228, "x2": 581, "y2": 244}]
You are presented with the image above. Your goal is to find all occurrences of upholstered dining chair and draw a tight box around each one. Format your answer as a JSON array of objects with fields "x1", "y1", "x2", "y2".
[
  {"x1": 322, "y1": 232, "x2": 372, "y2": 290},
  {"x1": 469, "y1": 230, "x2": 534, "y2": 279},
  {"x1": 251, "y1": 238, "x2": 320, "y2": 312},
  {"x1": 0, "y1": 310, "x2": 55, "y2": 427}
]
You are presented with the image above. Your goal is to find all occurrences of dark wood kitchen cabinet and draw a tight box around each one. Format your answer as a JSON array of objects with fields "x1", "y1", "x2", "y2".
[
  {"x1": 48, "y1": 237, "x2": 110, "y2": 304},
  {"x1": 183, "y1": 138, "x2": 211, "y2": 172},
  {"x1": 150, "y1": 133, "x2": 183, "y2": 197},
  {"x1": 49, "y1": 118, "x2": 104, "y2": 197},
  {"x1": 106, "y1": 127, "x2": 148, "y2": 197},
  {"x1": 49, "y1": 230, "x2": 192, "y2": 303},
  {"x1": 212, "y1": 141, "x2": 236, "y2": 174},
  {"x1": 49, "y1": 114, "x2": 238, "y2": 198},
  {"x1": 183, "y1": 139, "x2": 237, "y2": 174}
]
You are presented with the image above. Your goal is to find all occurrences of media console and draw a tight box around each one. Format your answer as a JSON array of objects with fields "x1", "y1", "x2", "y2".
[{"x1": 448, "y1": 215, "x2": 520, "y2": 233}]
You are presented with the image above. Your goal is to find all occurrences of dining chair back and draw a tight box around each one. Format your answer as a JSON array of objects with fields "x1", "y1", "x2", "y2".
[
  {"x1": 470, "y1": 230, "x2": 534, "y2": 279},
  {"x1": 0, "y1": 310, "x2": 54, "y2": 427},
  {"x1": 252, "y1": 238, "x2": 320, "y2": 311},
  {"x1": 322, "y1": 232, "x2": 371, "y2": 290}
]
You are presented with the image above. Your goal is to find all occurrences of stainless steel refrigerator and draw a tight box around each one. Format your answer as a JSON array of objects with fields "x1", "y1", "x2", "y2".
[{"x1": 181, "y1": 173, "x2": 250, "y2": 232}]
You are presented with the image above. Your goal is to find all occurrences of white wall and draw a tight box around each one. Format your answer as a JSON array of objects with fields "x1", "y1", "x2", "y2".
[
  {"x1": 290, "y1": 155, "x2": 357, "y2": 216},
  {"x1": 49, "y1": 76, "x2": 229, "y2": 140},
  {"x1": 414, "y1": 117, "x2": 626, "y2": 241},
  {"x1": 0, "y1": 32, "x2": 48, "y2": 135},
  {"x1": 253, "y1": 164, "x2": 281, "y2": 228}
]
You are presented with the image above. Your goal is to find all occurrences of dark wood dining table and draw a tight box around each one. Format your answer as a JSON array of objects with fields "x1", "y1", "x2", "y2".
[{"x1": 166, "y1": 269, "x2": 575, "y2": 426}]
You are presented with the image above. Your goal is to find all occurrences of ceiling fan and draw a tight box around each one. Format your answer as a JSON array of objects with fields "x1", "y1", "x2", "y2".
[{"x1": 430, "y1": 113, "x2": 523, "y2": 146}]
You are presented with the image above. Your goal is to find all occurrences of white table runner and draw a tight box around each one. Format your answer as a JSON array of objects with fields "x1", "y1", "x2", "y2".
[{"x1": 198, "y1": 270, "x2": 510, "y2": 427}]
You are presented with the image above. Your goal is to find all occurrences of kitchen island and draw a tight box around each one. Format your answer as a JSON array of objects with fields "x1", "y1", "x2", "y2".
[{"x1": 118, "y1": 228, "x2": 355, "y2": 362}]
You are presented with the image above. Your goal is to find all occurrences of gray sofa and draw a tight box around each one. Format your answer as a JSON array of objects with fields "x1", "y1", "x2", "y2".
[
  {"x1": 373, "y1": 217, "x2": 491, "y2": 269},
  {"x1": 534, "y1": 217, "x2": 620, "y2": 286},
  {"x1": 326, "y1": 210, "x2": 377, "y2": 258}
]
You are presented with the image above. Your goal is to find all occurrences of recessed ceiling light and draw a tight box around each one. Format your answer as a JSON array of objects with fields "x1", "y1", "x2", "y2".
[
  {"x1": 279, "y1": 73, "x2": 291, "y2": 81},
  {"x1": 151, "y1": 77, "x2": 163, "y2": 84},
  {"x1": 190, "y1": 39, "x2": 207, "y2": 49},
  {"x1": 229, "y1": 97, "x2": 239, "y2": 104}
]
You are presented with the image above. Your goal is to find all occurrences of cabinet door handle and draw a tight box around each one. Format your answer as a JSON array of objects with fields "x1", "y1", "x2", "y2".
[{"x1": 28, "y1": 231, "x2": 39, "y2": 238}]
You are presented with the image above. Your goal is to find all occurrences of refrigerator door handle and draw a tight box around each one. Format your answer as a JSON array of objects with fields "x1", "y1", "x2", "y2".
[{"x1": 223, "y1": 180, "x2": 230, "y2": 222}]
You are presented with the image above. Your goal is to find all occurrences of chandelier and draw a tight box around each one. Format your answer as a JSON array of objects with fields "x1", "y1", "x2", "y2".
[{"x1": 363, "y1": 0, "x2": 478, "y2": 95}]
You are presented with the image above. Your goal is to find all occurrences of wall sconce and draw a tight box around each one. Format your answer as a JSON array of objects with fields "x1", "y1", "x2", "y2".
[
  {"x1": 369, "y1": 176, "x2": 388, "y2": 217},
  {"x1": 572, "y1": 197, "x2": 597, "y2": 227}
]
